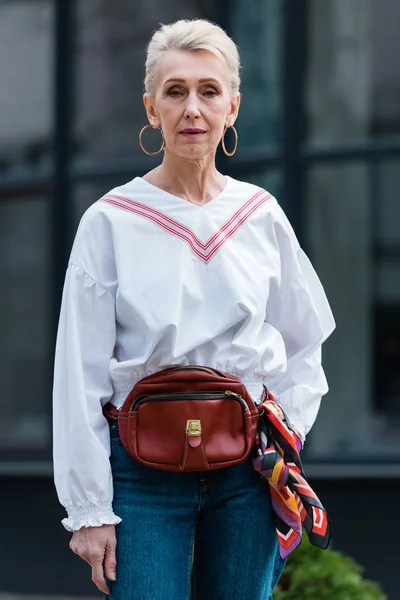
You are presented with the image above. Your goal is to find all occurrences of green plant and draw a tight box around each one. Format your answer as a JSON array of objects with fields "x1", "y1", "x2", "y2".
[{"x1": 274, "y1": 536, "x2": 387, "y2": 600}]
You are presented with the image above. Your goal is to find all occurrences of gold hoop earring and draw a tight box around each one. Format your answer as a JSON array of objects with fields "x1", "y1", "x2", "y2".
[
  {"x1": 139, "y1": 124, "x2": 165, "y2": 156},
  {"x1": 221, "y1": 125, "x2": 238, "y2": 157}
]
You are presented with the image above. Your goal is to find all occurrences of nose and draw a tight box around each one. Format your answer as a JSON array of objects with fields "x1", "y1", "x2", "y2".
[{"x1": 183, "y1": 92, "x2": 201, "y2": 119}]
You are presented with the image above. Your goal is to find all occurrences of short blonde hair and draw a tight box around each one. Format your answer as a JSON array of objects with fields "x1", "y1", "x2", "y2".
[{"x1": 145, "y1": 19, "x2": 241, "y2": 97}]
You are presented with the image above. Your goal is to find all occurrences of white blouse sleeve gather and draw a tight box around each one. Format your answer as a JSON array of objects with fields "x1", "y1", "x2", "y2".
[
  {"x1": 53, "y1": 262, "x2": 121, "y2": 531},
  {"x1": 265, "y1": 203, "x2": 336, "y2": 444}
]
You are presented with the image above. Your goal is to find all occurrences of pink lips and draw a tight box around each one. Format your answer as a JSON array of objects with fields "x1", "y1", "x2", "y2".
[{"x1": 180, "y1": 128, "x2": 206, "y2": 137}]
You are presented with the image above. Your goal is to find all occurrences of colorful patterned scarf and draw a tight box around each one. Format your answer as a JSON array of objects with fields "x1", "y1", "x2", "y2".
[{"x1": 253, "y1": 388, "x2": 331, "y2": 559}]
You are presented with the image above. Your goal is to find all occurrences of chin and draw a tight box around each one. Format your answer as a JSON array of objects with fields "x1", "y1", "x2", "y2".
[{"x1": 176, "y1": 145, "x2": 214, "y2": 160}]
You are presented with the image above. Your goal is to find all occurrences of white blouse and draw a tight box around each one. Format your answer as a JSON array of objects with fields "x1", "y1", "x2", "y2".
[{"x1": 53, "y1": 175, "x2": 335, "y2": 531}]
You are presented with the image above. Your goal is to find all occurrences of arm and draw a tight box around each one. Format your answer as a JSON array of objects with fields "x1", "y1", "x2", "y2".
[
  {"x1": 53, "y1": 262, "x2": 121, "y2": 531},
  {"x1": 265, "y1": 206, "x2": 336, "y2": 444}
]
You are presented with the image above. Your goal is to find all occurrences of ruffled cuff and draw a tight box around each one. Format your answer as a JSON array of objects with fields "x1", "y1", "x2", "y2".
[{"x1": 62, "y1": 501, "x2": 122, "y2": 532}]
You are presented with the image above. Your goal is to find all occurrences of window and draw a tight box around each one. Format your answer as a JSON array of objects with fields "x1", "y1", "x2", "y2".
[
  {"x1": 230, "y1": 0, "x2": 283, "y2": 157},
  {"x1": 306, "y1": 0, "x2": 400, "y2": 147},
  {"x1": 0, "y1": 0, "x2": 53, "y2": 459},
  {"x1": 2, "y1": 0, "x2": 400, "y2": 469},
  {"x1": 304, "y1": 162, "x2": 373, "y2": 458},
  {"x1": 73, "y1": 0, "x2": 216, "y2": 168},
  {"x1": 303, "y1": 0, "x2": 400, "y2": 460},
  {"x1": 0, "y1": 196, "x2": 51, "y2": 454},
  {"x1": 0, "y1": 1, "x2": 53, "y2": 178},
  {"x1": 373, "y1": 160, "x2": 400, "y2": 450}
]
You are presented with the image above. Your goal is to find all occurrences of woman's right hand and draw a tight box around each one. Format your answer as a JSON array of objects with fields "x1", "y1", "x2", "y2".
[{"x1": 69, "y1": 524, "x2": 117, "y2": 594}]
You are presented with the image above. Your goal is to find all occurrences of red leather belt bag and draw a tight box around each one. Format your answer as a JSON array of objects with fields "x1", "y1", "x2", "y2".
[{"x1": 104, "y1": 366, "x2": 260, "y2": 472}]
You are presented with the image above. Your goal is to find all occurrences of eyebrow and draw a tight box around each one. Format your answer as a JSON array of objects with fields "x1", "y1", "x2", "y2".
[{"x1": 163, "y1": 78, "x2": 221, "y2": 85}]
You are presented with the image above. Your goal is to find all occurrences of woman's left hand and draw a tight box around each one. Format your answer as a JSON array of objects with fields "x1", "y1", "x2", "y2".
[{"x1": 69, "y1": 523, "x2": 117, "y2": 594}]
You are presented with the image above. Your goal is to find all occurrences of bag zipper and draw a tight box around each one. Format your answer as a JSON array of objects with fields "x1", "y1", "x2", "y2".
[
  {"x1": 132, "y1": 390, "x2": 249, "y2": 412},
  {"x1": 150, "y1": 366, "x2": 228, "y2": 378}
]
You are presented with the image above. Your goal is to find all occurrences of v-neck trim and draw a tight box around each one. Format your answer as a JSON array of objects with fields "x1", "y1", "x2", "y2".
[
  {"x1": 136, "y1": 175, "x2": 232, "y2": 209},
  {"x1": 100, "y1": 184, "x2": 272, "y2": 263}
]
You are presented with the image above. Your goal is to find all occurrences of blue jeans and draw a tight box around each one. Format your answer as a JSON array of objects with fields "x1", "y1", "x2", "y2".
[{"x1": 105, "y1": 420, "x2": 285, "y2": 600}]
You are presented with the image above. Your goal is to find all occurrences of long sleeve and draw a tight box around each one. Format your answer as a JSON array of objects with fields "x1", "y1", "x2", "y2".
[
  {"x1": 53, "y1": 262, "x2": 121, "y2": 531},
  {"x1": 265, "y1": 205, "x2": 336, "y2": 444}
]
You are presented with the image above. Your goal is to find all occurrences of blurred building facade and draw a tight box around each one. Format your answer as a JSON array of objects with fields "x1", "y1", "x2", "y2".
[{"x1": 1, "y1": 0, "x2": 399, "y2": 597}]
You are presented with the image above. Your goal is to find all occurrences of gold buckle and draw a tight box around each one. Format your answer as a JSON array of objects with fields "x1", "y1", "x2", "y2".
[{"x1": 186, "y1": 419, "x2": 202, "y2": 436}]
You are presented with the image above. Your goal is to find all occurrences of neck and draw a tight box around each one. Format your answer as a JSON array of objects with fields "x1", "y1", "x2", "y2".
[{"x1": 146, "y1": 150, "x2": 226, "y2": 206}]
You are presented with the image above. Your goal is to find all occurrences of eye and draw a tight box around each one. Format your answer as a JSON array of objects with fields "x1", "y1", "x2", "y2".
[
  {"x1": 203, "y1": 89, "x2": 218, "y2": 98},
  {"x1": 167, "y1": 88, "x2": 183, "y2": 97}
]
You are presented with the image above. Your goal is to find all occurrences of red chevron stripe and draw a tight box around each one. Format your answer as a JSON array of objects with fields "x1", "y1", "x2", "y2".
[
  {"x1": 106, "y1": 188, "x2": 268, "y2": 250},
  {"x1": 205, "y1": 189, "x2": 267, "y2": 248},
  {"x1": 312, "y1": 507, "x2": 328, "y2": 536},
  {"x1": 101, "y1": 189, "x2": 271, "y2": 262},
  {"x1": 103, "y1": 198, "x2": 206, "y2": 261},
  {"x1": 206, "y1": 194, "x2": 271, "y2": 260},
  {"x1": 107, "y1": 193, "x2": 204, "y2": 246},
  {"x1": 277, "y1": 528, "x2": 298, "y2": 549}
]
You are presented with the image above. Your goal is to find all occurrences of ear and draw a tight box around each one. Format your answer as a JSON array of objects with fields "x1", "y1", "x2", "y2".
[
  {"x1": 226, "y1": 93, "x2": 241, "y2": 127},
  {"x1": 143, "y1": 93, "x2": 161, "y2": 128}
]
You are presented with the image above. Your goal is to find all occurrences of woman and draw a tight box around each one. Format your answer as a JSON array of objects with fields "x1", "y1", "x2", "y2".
[{"x1": 53, "y1": 18, "x2": 335, "y2": 600}]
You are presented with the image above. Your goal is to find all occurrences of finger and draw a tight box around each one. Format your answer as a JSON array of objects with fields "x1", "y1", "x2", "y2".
[
  {"x1": 104, "y1": 539, "x2": 117, "y2": 582},
  {"x1": 92, "y1": 560, "x2": 111, "y2": 595}
]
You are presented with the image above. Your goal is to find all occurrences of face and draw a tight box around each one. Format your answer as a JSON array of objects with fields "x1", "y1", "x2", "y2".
[{"x1": 143, "y1": 49, "x2": 240, "y2": 160}]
